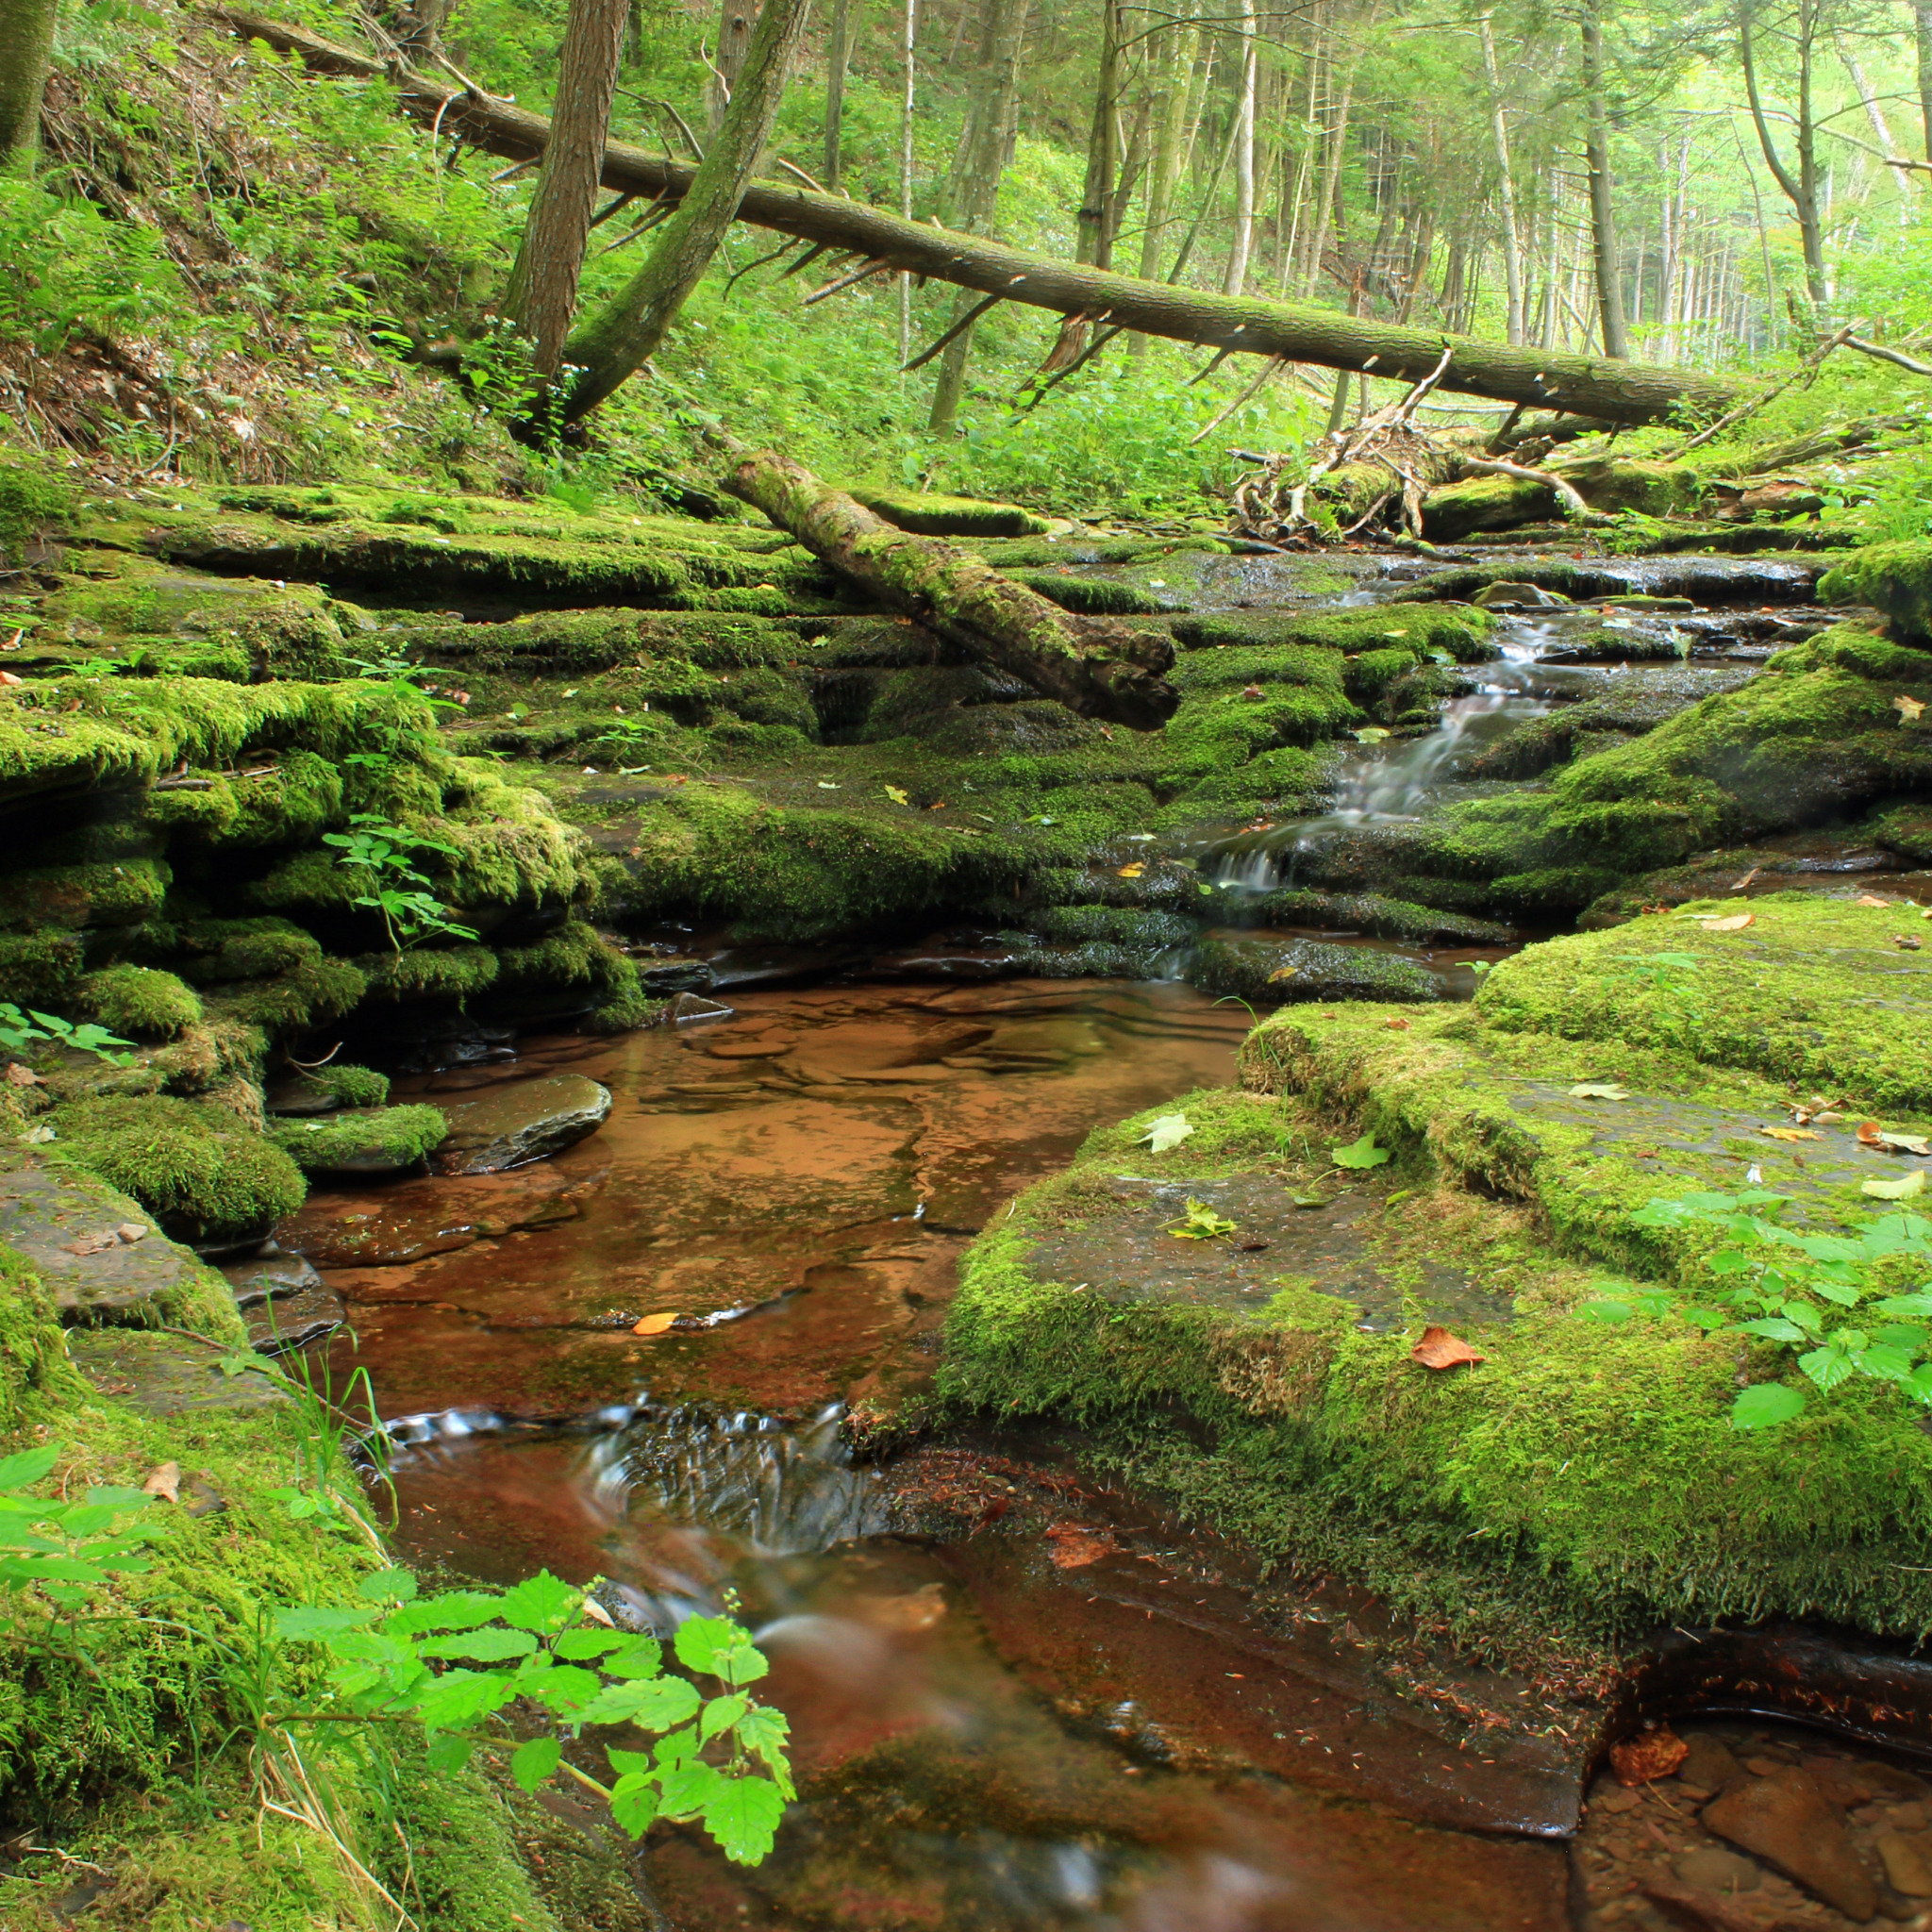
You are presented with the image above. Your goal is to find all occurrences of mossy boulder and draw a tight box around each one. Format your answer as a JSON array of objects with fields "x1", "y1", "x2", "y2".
[
  {"x1": 268, "y1": 1102, "x2": 448, "y2": 1174},
  {"x1": 49, "y1": 1093, "x2": 307, "y2": 1245},
  {"x1": 1820, "y1": 540, "x2": 1932, "y2": 642},
  {"x1": 853, "y1": 490, "x2": 1052, "y2": 538},
  {"x1": 1191, "y1": 934, "x2": 1440, "y2": 1006},
  {"x1": 76, "y1": 965, "x2": 203, "y2": 1040}
]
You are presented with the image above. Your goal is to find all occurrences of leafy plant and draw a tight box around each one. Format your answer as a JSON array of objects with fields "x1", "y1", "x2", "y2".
[
  {"x1": 275, "y1": 1570, "x2": 792, "y2": 1864},
  {"x1": 322, "y1": 815, "x2": 479, "y2": 953},
  {"x1": 0, "y1": 1002, "x2": 134, "y2": 1066},
  {"x1": 1330, "y1": 1133, "x2": 1392, "y2": 1170},
  {"x1": 0, "y1": 1443, "x2": 155, "y2": 1613},
  {"x1": 1167, "y1": 1197, "x2": 1237, "y2": 1240},
  {"x1": 1582, "y1": 1189, "x2": 1932, "y2": 1428},
  {"x1": 1613, "y1": 950, "x2": 1706, "y2": 1051}
]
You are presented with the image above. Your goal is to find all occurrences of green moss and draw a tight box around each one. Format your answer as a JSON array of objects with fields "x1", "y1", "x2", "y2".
[
  {"x1": 170, "y1": 917, "x2": 320, "y2": 985},
  {"x1": 1174, "y1": 603, "x2": 1496, "y2": 663},
  {"x1": 1191, "y1": 934, "x2": 1440, "y2": 1006},
  {"x1": 204, "y1": 953, "x2": 367, "y2": 1036},
  {"x1": 75, "y1": 966, "x2": 203, "y2": 1040},
  {"x1": 0, "y1": 933, "x2": 86, "y2": 1007},
  {"x1": 1249, "y1": 890, "x2": 1513, "y2": 945},
  {"x1": 0, "y1": 1248, "x2": 89, "y2": 1435},
  {"x1": 51, "y1": 1094, "x2": 306, "y2": 1242},
  {"x1": 267, "y1": 1103, "x2": 447, "y2": 1173},
  {"x1": 0, "y1": 456, "x2": 77, "y2": 567},
  {"x1": 1820, "y1": 539, "x2": 1932, "y2": 643},
  {"x1": 854, "y1": 490, "x2": 1052, "y2": 537},
  {"x1": 1007, "y1": 572, "x2": 1166, "y2": 616},
  {"x1": 358, "y1": 943, "x2": 500, "y2": 1002},
  {"x1": 0, "y1": 860, "x2": 171, "y2": 933},
  {"x1": 318, "y1": 1063, "x2": 389, "y2": 1108}
]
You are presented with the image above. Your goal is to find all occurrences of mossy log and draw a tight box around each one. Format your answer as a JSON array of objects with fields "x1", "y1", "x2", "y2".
[
  {"x1": 724, "y1": 450, "x2": 1179, "y2": 727},
  {"x1": 208, "y1": 6, "x2": 1740, "y2": 426}
]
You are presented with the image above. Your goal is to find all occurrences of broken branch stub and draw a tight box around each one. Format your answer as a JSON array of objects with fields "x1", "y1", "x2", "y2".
[{"x1": 724, "y1": 451, "x2": 1179, "y2": 728}]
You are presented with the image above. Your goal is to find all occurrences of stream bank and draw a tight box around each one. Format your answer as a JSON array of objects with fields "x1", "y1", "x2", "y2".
[{"x1": 9, "y1": 444, "x2": 1932, "y2": 1927}]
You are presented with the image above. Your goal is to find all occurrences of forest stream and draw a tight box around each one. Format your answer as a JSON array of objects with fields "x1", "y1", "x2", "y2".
[{"x1": 239, "y1": 552, "x2": 1932, "y2": 1932}]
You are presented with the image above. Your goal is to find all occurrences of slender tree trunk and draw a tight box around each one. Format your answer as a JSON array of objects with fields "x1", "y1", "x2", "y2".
[
  {"x1": 562, "y1": 0, "x2": 809, "y2": 419},
  {"x1": 1478, "y1": 10, "x2": 1524, "y2": 345},
  {"x1": 1076, "y1": 0, "x2": 1122, "y2": 268},
  {"x1": 1301, "y1": 55, "x2": 1355, "y2": 299},
  {"x1": 502, "y1": 0, "x2": 632, "y2": 378},
  {"x1": 1130, "y1": 11, "x2": 1193, "y2": 349},
  {"x1": 1740, "y1": 0, "x2": 1826, "y2": 312},
  {"x1": 1579, "y1": 0, "x2": 1628, "y2": 358},
  {"x1": 1222, "y1": 0, "x2": 1257, "y2": 294},
  {"x1": 824, "y1": 0, "x2": 862, "y2": 190},
  {"x1": 897, "y1": 0, "x2": 915, "y2": 362},
  {"x1": 708, "y1": 0, "x2": 756, "y2": 131},
  {"x1": 0, "y1": 0, "x2": 60, "y2": 161},
  {"x1": 1837, "y1": 31, "x2": 1913, "y2": 196},
  {"x1": 392, "y1": 0, "x2": 454, "y2": 57},
  {"x1": 1918, "y1": 0, "x2": 1932, "y2": 162},
  {"x1": 929, "y1": 0, "x2": 1024, "y2": 429}
]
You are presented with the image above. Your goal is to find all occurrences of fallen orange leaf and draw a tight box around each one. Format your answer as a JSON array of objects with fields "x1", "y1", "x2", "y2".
[
  {"x1": 1896, "y1": 694, "x2": 1926, "y2": 724},
  {"x1": 1118, "y1": 862, "x2": 1145, "y2": 877},
  {"x1": 1410, "y1": 1325, "x2": 1485, "y2": 1370},
  {"x1": 1858, "y1": 1120, "x2": 1885, "y2": 1148},
  {"x1": 1044, "y1": 1525, "x2": 1116, "y2": 1569},
  {"x1": 1386, "y1": 1017, "x2": 1411, "y2": 1030},
  {"x1": 1608, "y1": 1727, "x2": 1689, "y2": 1787},
  {"x1": 1760, "y1": 1126, "x2": 1821, "y2": 1141},
  {"x1": 632, "y1": 1312, "x2": 679, "y2": 1336},
  {"x1": 1857, "y1": 893, "x2": 1893, "y2": 908}
]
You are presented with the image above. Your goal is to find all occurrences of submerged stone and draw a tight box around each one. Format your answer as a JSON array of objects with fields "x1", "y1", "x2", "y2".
[{"x1": 428, "y1": 1073, "x2": 613, "y2": 1173}]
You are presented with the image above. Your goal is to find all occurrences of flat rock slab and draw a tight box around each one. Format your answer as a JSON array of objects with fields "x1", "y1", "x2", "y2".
[
  {"x1": 0, "y1": 1150, "x2": 214, "y2": 1319},
  {"x1": 222, "y1": 1250, "x2": 327, "y2": 1306},
  {"x1": 1029, "y1": 1172, "x2": 1507, "y2": 1331},
  {"x1": 1701, "y1": 1767, "x2": 1880, "y2": 1919},
  {"x1": 221, "y1": 1249, "x2": 345, "y2": 1354},
  {"x1": 65, "y1": 1329, "x2": 288, "y2": 1413},
  {"x1": 428, "y1": 1074, "x2": 612, "y2": 1174},
  {"x1": 275, "y1": 1165, "x2": 599, "y2": 1266}
]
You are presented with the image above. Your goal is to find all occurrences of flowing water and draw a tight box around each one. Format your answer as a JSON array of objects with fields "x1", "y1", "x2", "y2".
[{"x1": 283, "y1": 554, "x2": 1926, "y2": 1929}]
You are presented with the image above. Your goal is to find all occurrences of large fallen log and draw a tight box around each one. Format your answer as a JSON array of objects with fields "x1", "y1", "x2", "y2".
[
  {"x1": 723, "y1": 450, "x2": 1179, "y2": 728},
  {"x1": 203, "y1": 8, "x2": 1740, "y2": 427}
]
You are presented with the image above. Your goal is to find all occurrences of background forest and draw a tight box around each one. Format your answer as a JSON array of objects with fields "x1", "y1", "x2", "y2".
[{"x1": 6, "y1": 0, "x2": 1932, "y2": 517}]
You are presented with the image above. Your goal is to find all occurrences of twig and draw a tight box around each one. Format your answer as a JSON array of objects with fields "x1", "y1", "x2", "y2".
[
  {"x1": 775, "y1": 157, "x2": 826, "y2": 192},
  {"x1": 1190, "y1": 355, "x2": 1288, "y2": 444},
  {"x1": 587, "y1": 190, "x2": 639, "y2": 229},
  {"x1": 1188, "y1": 346, "x2": 1236, "y2": 386},
  {"x1": 722, "y1": 237, "x2": 803, "y2": 298},
  {"x1": 613, "y1": 90, "x2": 704, "y2": 159},
  {"x1": 778, "y1": 241, "x2": 836, "y2": 280},
  {"x1": 1845, "y1": 334, "x2": 1932, "y2": 377},
  {"x1": 597, "y1": 205, "x2": 675, "y2": 255},
  {"x1": 902, "y1": 291, "x2": 1003, "y2": 371},
  {"x1": 801, "y1": 257, "x2": 893, "y2": 306},
  {"x1": 1460, "y1": 455, "x2": 1607, "y2": 523},
  {"x1": 1661, "y1": 324, "x2": 1856, "y2": 458}
]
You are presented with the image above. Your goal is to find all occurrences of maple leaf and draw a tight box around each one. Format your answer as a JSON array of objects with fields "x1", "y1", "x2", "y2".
[{"x1": 1896, "y1": 694, "x2": 1926, "y2": 724}]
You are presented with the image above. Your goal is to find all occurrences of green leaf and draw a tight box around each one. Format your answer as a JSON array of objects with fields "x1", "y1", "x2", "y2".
[
  {"x1": 275, "y1": 1606, "x2": 377, "y2": 1641},
  {"x1": 1876, "y1": 1291, "x2": 1932, "y2": 1319},
  {"x1": 673, "y1": 1616, "x2": 741, "y2": 1677},
  {"x1": 1737, "y1": 1317, "x2": 1808, "y2": 1342},
  {"x1": 699, "y1": 1693, "x2": 747, "y2": 1742},
  {"x1": 358, "y1": 1567, "x2": 419, "y2": 1604},
  {"x1": 1857, "y1": 1343, "x2": 1917, "y2": 1382},
  {"x1": 599, "y1": 1634, "x2": 664, "y2": 1678},
  {"x1": 704, "y1": 1775, "x2": 788, "y2": 1866},
  {"x1": 1581, "y1": 1298, "x2": 1632, "y2": 1324},
  {"x1": 425, "y1": 1734, "x2": 475, "y2": 1773},
  {"x1": 1136, "y1": 1113, "x2": 1193, "y2": 1155},
  {"x1": 1799, "y1": 1347, "x2": 1857, "y2": 1392},
  {"x1": 608, "y1": 1772, "x2": 660, "y2": 1840},
  {"x1": 657, "y1": 1759, "x2": 724, "y2": 1820},
  {"x1": 1166, "y1": 1196, "x2": 1237, "y2": 1241},
  {"x1": 499, "y1": 1571, "x2": 580, "y2": 1635},
  {"x1": 1330, "y1": 1134, "x2": 1391, "y2": 1170},
  {"x1": 386, "y1": 1591, "x2": 507, "y2": 1637},
  {"x1": 421, "y1": 1627, "x2": 539, "y2": 1662},
  {"x1": 414, "y1": 1669, "x2": 521, "y2": 1732},
  {"x1": 735, "y1": 1704, "x2": 793, "y2": 1790},
  {"x1": 510, "y1": 1737, "x2": 562, "y2": 1793},
  {"x1": 1863, "y1": 1171, "x2": 1928, "y2": 1202},
  {"x1": 554, "y1": 1628, "x2": 632, "y2": 1661},
  {"x1": 1731, "y1": 1383, "x2": 1807, "y2": 1430},
  {"x1": 575, "y1": 1676, "x2": 702, "y2": 1729},
  {"x1": 0, "y1": 1446, "x2": 58, "y2": 1490}
]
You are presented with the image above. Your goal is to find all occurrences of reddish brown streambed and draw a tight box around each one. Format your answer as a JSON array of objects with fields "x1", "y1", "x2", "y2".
[{"x1": 293, "y1": 979, "x2": 1574, "y2": 1928}]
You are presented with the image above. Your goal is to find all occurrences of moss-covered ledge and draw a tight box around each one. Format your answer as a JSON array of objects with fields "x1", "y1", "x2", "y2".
[{"x1": 940, "y1": 895, "x2": 1932, "y2": 1669}]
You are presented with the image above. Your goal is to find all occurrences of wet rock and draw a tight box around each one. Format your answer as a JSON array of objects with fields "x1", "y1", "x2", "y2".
[
  {"x1": 1876, "y1": 1832, "x2": 1932, "y2": 1898},
  {"x1": 668, "y1": 991, "x2": 733, "y2": 1023},
  {"x1": 640, "y1": 956, "x2": 715, "y2": 994},
  {"x1": 1671, "y1": 1846, "x2": 1760, "y2": 1892},
  {"x1": 1640, "y1": 1876, "x2": 1772, "y2": 1932},
  {"x1": 1802, "y1": 1754, "x2": 1878, "y2": 1807},
  {"x1": 66, "y1": 1329, "x2": 288, "y2": 1413},
  {"x1": 1190, "y1": 933, "x2": 1440, "y2": 1007},
  {"x1": 1473, "y1": 581, "x2": 1574, "y2": 609},
  {"x1": 1701, "y1": 1769, "x2": 1879, "y2": 1919},
  {"x1": 0, "y1": 1148, "x2": 214, "y2": 1321},
  {"x1": 222, "y1": 1248, "x2": 325, "y2": 1305},
  {"x1": 275, "y1": 1165, "x2": 594, "y2": 1266},
  {"x1": 428, "y1": 1074, "x2": 612, "y2": 1174},
  {"x1": 1678, "y1": 1736, "x2": 1747, "y2": 1793}
]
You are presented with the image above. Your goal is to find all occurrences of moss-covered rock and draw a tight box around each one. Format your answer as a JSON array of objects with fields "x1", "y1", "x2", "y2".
[
  {"x1": 268, "y1": 1102, "x2": 447, "y2": 1174},
  {"x1": 854, "y1": 491, "x2": 1053, "y2": 538},
  {"x1": 75, "y1": 966, "x2": 203, "y2": 1040},
  {"x1": 1820, "y1": 539, "x2": 1932, "y2": 642},
  {"x1": 49, "y1": 1093, "x2": 307, "y2": 1245},
  {"x1": 0, "y1": 859, "x2": 171, "y2": 932},
  {"x1": 1191, "y1": 934, "x2": 1440, "y2": 1006}
]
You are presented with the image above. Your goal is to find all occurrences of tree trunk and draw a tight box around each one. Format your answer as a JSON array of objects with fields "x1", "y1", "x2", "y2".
[
  {"x1": 208, "y1": 6, "x2": 1744, "y2": 424},
  {"x1": 897, "y1": 0, "x2": 915, "y2": 362},
  {"x1": 391, "y1": 0, "x2": 453, "y2": 56},
  {"x1": 1740, "y1": 0, "x2": 1826, "y2": 312},
  {"x1": 1301, "y1": 52, "x2": 1354, "y2": 299},
  {"x1": 1918, "y1": 0, "x2": 1932, "y2": 162},
  {"x1": 1130, "y1": 10, "x2": 1193, "y2": 349},
  {"x1": 502, "y1": 0, "x2": 631, "y2": 378},
  {"x1": 1579, "y1": 0, "x2": 1628, "y2": 358},
  {"x1": 1222, "y1": 0, "x2": 1257, "y2": 295},
  {"x1": 928, "y1": 0, "x2": 1025, "y2": 430},
  {"x1": 1478, "y1": 9, "x2": 1523, "y2": 345},
  {"x1": 1075, "y1": 0, "x2": 1120, "y2": 267},
  {"x1": 708, "y1": 0, "x2": 756, "y2": 131},
  {"x1": 562, "y1": 0, "x2": 809, "y2": 419},
  {"x1": 824, "y1": 0, "x2": 861, "y2": 189},
  {"x1": 724, "y1": 450, "x2": 1178, "y2": 727},
  {"x1": 0, "y1": 0, "x2": 60, "y2": 160}
]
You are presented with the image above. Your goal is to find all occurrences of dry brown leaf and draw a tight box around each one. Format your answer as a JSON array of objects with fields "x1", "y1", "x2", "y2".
[
  {"x1": 1609, "y1": 1727, "x2": 1690, "y2": 1787},
  {"x1": 1044, "y1": 1525, "x2": 1117, "y2": 1570},
  {"x1": 631, "y1": 1312, "x2": 679, "y2": 1336},
  {"x1": 2, "y1": 1063, "x2": 42, "y2": 1087},
  {"x1": 1267, "y1": 965, "x2": 1298, "y2": 984},
  {"x1": 1728, "y1": 867, "x2": 1761, "y2": 892},
  {"x1": 1896, "y1": 934, "x2": 1924, "y2": 951},
  {"x1": 116, "y1": 1223, "x2": 145, "y2": 1243},
  {"x1": 579, "y1": 1595, "x2": 615, "y2": 1628},
  {"x1": 1410, "y1": 1325, "x2": 1486, "y2": 1371},
  {"x1": 1760, "y1": 1126, "x2": 1822, "y2": 1142},
  {"x1": 1702, "y1": 911, "x2": 1754, "y2": 931},
  {"x1": 1896, "y1": 694, "x2": 1926, "y2": 723},
  {"x1": 142, "y1": 1461, "x2": 181, "y2": 1505},
  {"x1": 1386, "y1": 1017, "x2": 1412, "y2": 1031},
  {"x1": 1857, "y1": 893, "x2": 1894, "y2": 908},
  {"x1": 1117, "y1": 862, "x2": 1145, "y2": 878}
]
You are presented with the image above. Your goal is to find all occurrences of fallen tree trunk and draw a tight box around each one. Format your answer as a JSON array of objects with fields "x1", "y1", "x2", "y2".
[
  {"x1": 723, "y1": 450, "x2": 1179, "y2": 728},
  {"x1": 202, "y1": 7, "x2": 1740, "y2": 426}
]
